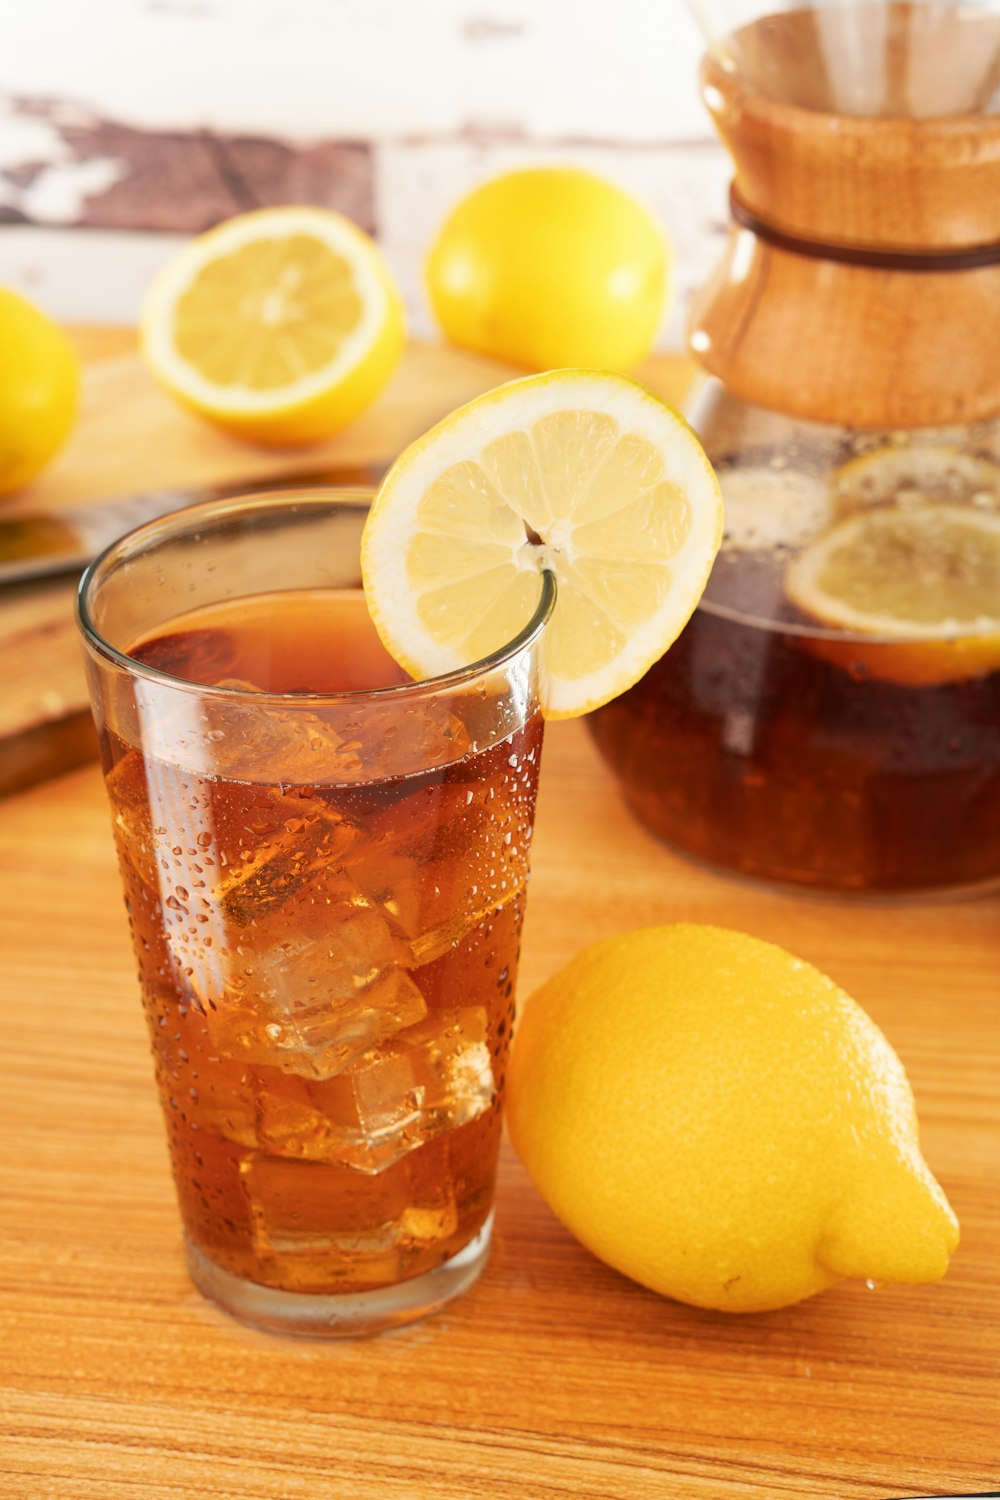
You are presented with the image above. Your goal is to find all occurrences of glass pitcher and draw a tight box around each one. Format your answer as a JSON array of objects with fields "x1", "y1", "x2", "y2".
[{"x1": 589, "y1": 0, "x2": 1000, "y2": 891}]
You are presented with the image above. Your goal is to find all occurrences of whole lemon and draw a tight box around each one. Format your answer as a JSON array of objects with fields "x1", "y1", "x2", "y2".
[
  {"x1": 0, "y1": 288, "x2": 80, "y2": 498},
  {"x1": 425, "y1": 167, "x2": 669, "y2": 372},
  {"x1": 506, "y1": 925, "x2": 959, "y2": 1313}
]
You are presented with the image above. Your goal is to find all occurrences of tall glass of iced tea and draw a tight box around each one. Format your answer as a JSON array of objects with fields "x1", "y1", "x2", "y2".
[{"x1": 77, "y1": 489, "x2": 554, "y2": 1336}]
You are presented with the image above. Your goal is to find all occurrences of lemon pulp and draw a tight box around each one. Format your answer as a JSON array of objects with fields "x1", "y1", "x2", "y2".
[
  {"x1": 360, "y1": 370, "x2": 723, "y2": 718},
  {"x1": 141, "y1": 206, "x2": 405, "y2": 446},
  {"x1": 786, "y1": 503, "x2": 1000, "y2": 685}
]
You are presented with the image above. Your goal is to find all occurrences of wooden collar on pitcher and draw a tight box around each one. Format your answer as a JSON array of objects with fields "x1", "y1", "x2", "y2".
[{"x1": 729, "y1": 186, "x2": 1000, "y2": 272}]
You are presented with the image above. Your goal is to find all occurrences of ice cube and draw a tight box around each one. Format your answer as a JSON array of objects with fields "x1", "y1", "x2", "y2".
[
  {"x1": 201, "y1": 936, "x2": 428, "y2": 1082},
  {"x1": 398, "y1": 1194, "x2": 459, "y2": 1245},
  {"x1": 199, "y1": 693, "x2": 470, "y2": 787},
  {"x1": 148, "y1": 982, "x2": 260, "y2": 1149},
  {"x1": 245, "y1": 1008, "x2": 493, "y2": 1173},
  {"x1": 346, "y1": 791, "x2": 530, "y2": 967},
  {"x1": 252, "y1": 1069, "x2": 357, "y2": 1159},
  {"x1": 336, "y1": 728, "x2": 538, "y2": 971},
  {"x1": 300, "y1": 1007, "x2": 495, "y2": 1169},
  {"x1": 349, "y1": 850, "x2": 486, "y2": 966},
  {"x1": 392, "y1": 1007, "x2": 495, "y2": 1130},
  {"x1": 134, "y1": 673, "x2": 413, "y2": 786},
  {"x1": 105, "y1": 748, "x2": 159, "y2": 890},
  {"x1": 212, "y1": 790, "x2": 361, "y2": 925},
  {"x1": 320, "y1": 699, "x2": 471, "y2": 783},
  {"x1": 239, "y1": 1143, "x2": 462, "y2": 1281},
  {"x1": 201, "y1": 698, "x2": 373, "y2": 784},
  {"x1": 164, "y1": 829, "x2": 429, "y2": 1080},
  {"x1": 240, "y1": 1151, "x2": 414, "y2": 1274},
  {"x1": 186, "y1": 1070, "x2": 259, "y2": 1150},
  {"x1": 248, "y1": 1055, "x2": 424, "y2": 1175},
  {"x1": 343, "y1": 1050, "x2": 426, "y2": 1167}
]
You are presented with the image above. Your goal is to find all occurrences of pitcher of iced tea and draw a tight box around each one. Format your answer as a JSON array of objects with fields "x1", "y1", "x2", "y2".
[{"x1": 589, "y1": 0, "x2": 1000, "y2": 890}]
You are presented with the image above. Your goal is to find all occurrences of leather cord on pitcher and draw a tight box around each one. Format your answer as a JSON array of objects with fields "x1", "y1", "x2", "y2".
[{"x1": 729, "y1": 185, "x2": 1000, "y2": 272}]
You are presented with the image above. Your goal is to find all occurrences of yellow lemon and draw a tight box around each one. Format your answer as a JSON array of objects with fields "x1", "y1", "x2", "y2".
[
  {"x1": 0, "y1": 288, "x2": 80, "y2": 499},
  {"x1": 426, "y1": 167, "x2": 669, "y2": 372},
  {"x1": 140, "y1": 206, "x2": 405, "y2": 447},
  {"x1": 360, "y1": 369, "x2": 722, "y2": 718},
  {"x1": 785, "y1": 503, "x2": 1000, "y2": 685},
  {"x1": 506, "y1": 925, "x2": 959, "y2": 1313}
]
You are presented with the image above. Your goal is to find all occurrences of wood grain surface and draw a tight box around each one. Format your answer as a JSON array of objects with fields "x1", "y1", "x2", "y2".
[{"x1": 1, "y1": 335, "x2": 998, "y2": 1499}]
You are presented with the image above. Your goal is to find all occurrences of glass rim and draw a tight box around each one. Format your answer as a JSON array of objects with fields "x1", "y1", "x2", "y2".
[
  {"x1": 77, "y1": 487, "x2": 557, "y2": 705},
  {"x1": 698, "y1": 593, "x2": 998, "y2": 645}
]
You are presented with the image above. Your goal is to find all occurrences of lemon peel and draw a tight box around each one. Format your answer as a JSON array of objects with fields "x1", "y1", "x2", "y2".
[
  {"x1": 506, "y1": 924, "x2": 959, "y2": 1313},
  {"x1": 426, "y1": 166, "x2": 670, "y2": 372},
  {"x1": 0, "y1": 288, "x2": 79, "y2": 499}
]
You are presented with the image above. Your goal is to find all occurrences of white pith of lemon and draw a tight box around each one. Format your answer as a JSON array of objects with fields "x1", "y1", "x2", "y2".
[
  {"x1": 360, "y1": 370, "x2": 723, "y2": 719},
  {"x1": 140, "y1": 206, "x2": 404, "y2": 446},
  {"x1": 786, "y1": 503, "x2": 1000, "y2": 685}
]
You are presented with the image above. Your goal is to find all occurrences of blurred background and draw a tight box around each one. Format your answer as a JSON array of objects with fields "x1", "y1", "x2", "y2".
[{"x1": 0, "y1": 0, "x2": 727, "y2": 347}]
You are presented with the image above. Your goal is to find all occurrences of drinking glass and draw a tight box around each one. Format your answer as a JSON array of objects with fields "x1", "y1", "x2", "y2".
[{"x1": 77, "y1": 488, "x2": 554, "y2": 1336}]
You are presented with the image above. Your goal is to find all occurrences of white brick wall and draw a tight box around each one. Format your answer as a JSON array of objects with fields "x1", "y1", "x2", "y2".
[
  {"x1": 0, "y1": 0, "x2": 730, "y2": 339},
  {"x1": 2, "y1": 0, "x2": 708, "y2": 139}
]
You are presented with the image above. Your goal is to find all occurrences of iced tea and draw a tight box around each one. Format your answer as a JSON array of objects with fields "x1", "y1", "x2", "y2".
[
  {"x1": 589, "y1": 461, "x2": 1000, "y2": 890},
  {"x1": 79, "y1": 492, "x2": 552, "y2": 1334}
]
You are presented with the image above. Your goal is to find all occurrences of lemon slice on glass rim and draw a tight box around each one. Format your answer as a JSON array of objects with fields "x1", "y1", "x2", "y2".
[
  {"x1": 361, "y1": 370, "x2": 723, "y2": 719},
  {"x1": 140, "y1": 206, "x2": 405, "y2": 447},
  {"x1": 785, "y1": 502, "x2": 1000, "y2": 685}
]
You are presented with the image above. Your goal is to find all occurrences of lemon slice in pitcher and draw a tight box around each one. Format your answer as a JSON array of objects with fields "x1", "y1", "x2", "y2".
[
  {"x1": 141, "y1": 206, "x2": 405, "y2": 446},
  {"x1": 786, "y1": 503, "x2": 1000, "y2": 685},
  {"x1": 361, "y1": 370, "x2": 723, "y2": 718},
  {"x1": 833, "y1": 442, "x2": 1000, "y2": 513}
]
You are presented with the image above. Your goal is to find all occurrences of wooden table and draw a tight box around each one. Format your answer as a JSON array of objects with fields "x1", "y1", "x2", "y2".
[{"x1": 2, "y1": 334, "x2": 998, "y2": 1499}]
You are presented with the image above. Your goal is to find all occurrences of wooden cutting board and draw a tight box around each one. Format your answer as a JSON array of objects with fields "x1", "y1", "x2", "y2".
[{"x1": 0, "y1": 339, "x2": 694, "y2": 797}]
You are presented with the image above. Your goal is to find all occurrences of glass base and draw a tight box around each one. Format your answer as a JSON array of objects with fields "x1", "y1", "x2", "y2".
[{"x1": 185, "y1": 1213, "x2": 494, "y2": 1338}]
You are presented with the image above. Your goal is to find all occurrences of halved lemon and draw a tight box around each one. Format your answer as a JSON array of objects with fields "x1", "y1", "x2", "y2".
[
  {"x1": 140, "y1": 206, "x2": 405, "y2": 447},
  {"x1": 833, "y1": 442, "x2": 1000, "y2": 513},
  {"x1": 360, "y1": 370, "x2": 723, "y2": 719},
  {"x1": 785, "y1": 504, "x2": 1000, "y2": 685}
]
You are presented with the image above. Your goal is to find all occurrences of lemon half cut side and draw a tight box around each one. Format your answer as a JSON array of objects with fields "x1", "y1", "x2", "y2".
[
  {"x1": 140, "y1": 206, "x2": 405, "y2": 447},
  {"x1": 360, "y1": 370, "x2": 723, "y2": 719}
]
